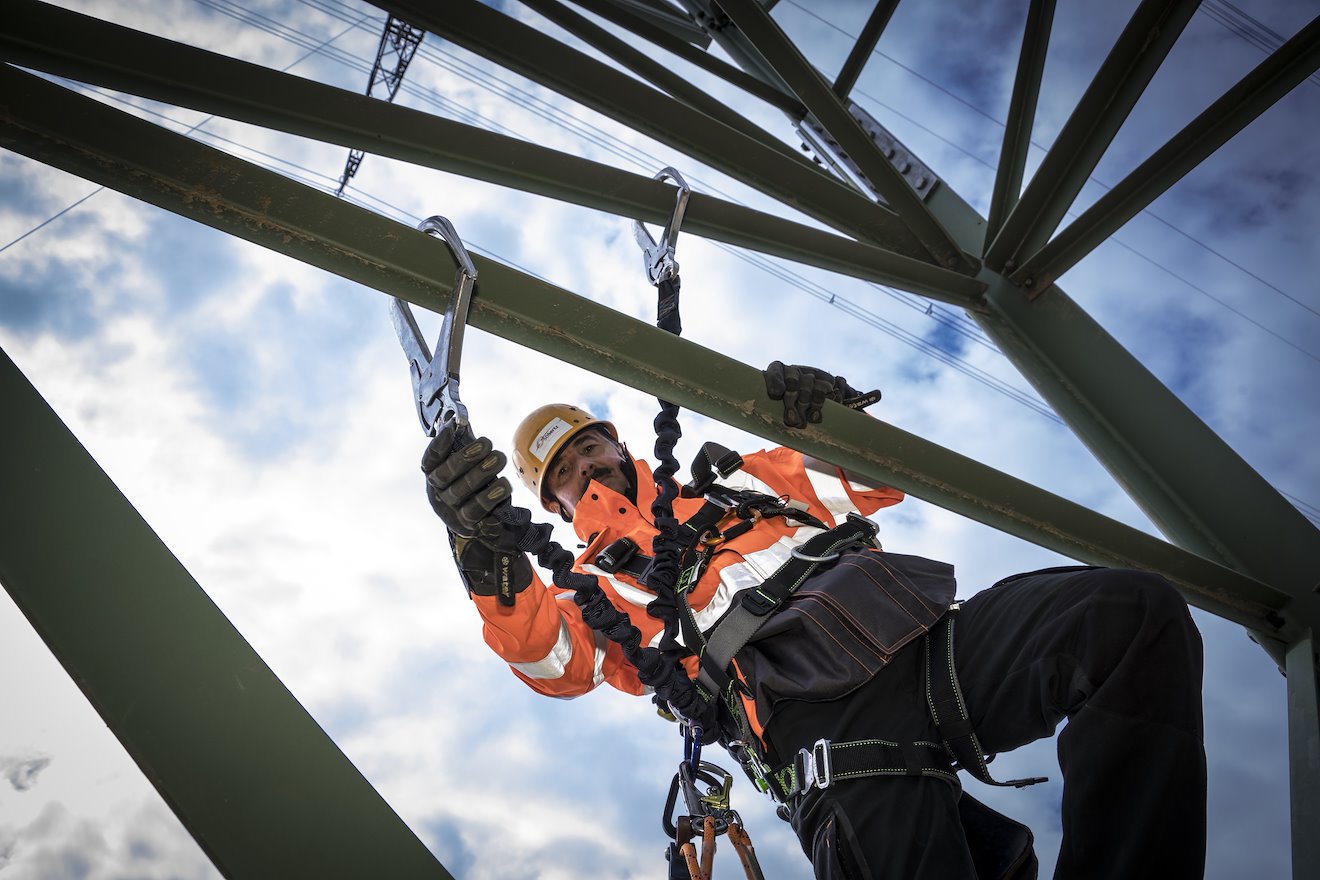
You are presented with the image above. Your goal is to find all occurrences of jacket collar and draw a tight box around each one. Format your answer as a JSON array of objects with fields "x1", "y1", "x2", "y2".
[{"x1": 572, "y1": 457, "x2": 661, "y2": 541}]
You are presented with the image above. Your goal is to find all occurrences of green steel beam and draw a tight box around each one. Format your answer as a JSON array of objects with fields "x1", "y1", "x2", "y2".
[
  {"x1": 0, "y1": 346, "x2": 453, "y2": 879},
  {"x1": 369, "y1": 0, "x2": 931, "y2": 258},
  {"x1": 714, "y1": 0, "x2": 978, "y2": 273},
  {"x1": 830, "y1": 0, "x2": 898, "y2": 100},
  {"x1": 985, "y1": 0, "x2": 1055, "y2": 245},
  {"x1": 567, "y1": 0, "x2": 805, "y2": 115},
  {"x1": 972, "y1": 275, "x2": 1320, "y2": 626},
  {"x1": 516, "y1": 0, "x2": 806, "y2": 164},
  {"x1": 596, "y1": 0, "x2": 712, "y2": 47},
  {"x1": 1014, "y1": 13, "x2": 1320, "y2": 290},
  {"x1": 0, "y1": 2, "x2": 984, "y2": 307},
  {"x1": 983, "y1": 0, "x2": 1200, "y2": 271},
  {"x1": 0, "y1": 63, "x2": 1287, "y2": 633},
  {"x1": 677, "y1": 0, "x2": 800, "y2": 99},
  {"x1": 695, "y1": 0, "x2": 1318, "y2": 667},
  {"x1": 1286, "y1": 633, "x2": 1320, "y2": 875}
]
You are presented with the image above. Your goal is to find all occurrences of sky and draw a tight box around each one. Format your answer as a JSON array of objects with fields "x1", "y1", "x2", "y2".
[{"x1": 1, "y1": 0, "x2": 1318, "y2": 878}]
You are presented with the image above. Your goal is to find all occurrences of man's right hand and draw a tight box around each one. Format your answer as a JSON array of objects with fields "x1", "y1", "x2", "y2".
[
  {"x1": 421, "y1": 423, "x2": 531, "y2": 603},
  {"x1": 421, "y1": 422, "x2": 513, "y2": 538}
]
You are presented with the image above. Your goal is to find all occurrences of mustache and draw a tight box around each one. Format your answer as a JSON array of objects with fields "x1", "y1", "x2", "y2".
[{"x1": 581, "y1": 465, "x2": 616, "y2": 493}]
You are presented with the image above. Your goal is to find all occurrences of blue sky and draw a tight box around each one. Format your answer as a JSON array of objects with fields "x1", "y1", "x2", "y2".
[{"x1": 1, "y1": 1, "x2": 1318, "y2": 878}]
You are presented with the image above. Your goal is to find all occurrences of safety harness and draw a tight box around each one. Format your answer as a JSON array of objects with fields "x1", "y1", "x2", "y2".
[
  {"x1": 393, "y1": 199, "x2": 1040, "y2": 880},
  {"x1": 625, "y1": 171, "x2": 1045, "y2": 867}
]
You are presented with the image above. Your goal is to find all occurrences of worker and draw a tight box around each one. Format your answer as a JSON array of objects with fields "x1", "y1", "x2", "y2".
[{"x1": 421, "y1": 363, "x2": 1206, "y2": 879}]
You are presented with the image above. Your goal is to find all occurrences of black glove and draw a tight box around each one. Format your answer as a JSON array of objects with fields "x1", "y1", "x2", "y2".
[
  {"x1": 421, "y1": 422, "x2": 532, "y2": 605},
  {"x1": 763, "y1": 361, "x2": 881, "y2": 427}
]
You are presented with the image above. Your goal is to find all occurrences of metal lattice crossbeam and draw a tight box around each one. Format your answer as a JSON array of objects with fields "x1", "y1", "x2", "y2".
[{"x1": 2, "y1": 0, "x2": 1318, "y2": 874}]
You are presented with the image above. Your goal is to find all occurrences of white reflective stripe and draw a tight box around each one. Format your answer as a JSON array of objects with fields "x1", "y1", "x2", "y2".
[
  {"x1": 510, "y1": 618, "x2": 574, "y2": 680},
  {"x1": 666, "y1": 530, "x2": 825, "y2": 649},
  {"x1": 581, "y1": 563, "x2": 655, "y2": 609},
  {"x1": 802, "y1": 463, "x2": 866, "y2": 525},
  {"x1": 717, "y1": 468, "x2": 778, "y2": 497},
  {"x1": 591, "y1": 629, "x2": 608, "y2": 688}
]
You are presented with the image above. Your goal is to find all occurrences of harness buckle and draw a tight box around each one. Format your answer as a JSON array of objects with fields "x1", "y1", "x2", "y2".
[
  {"x1": 740, "y1": 589, "x2": 780, "y2": 617},
  {"x1": 594, "y1": 536, "x2": 638, "y2": 574},
  {"x1": 795, "y1": 738, "x2": 834, "y2": 794}
]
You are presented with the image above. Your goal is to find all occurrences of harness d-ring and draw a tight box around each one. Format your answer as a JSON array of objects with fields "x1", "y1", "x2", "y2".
[{"x1": 633, "y1": 166, "x2": 691, "y2": 286}]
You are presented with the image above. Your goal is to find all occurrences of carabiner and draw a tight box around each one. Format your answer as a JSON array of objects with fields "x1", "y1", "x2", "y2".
[
  {"x1": 684, "y1": 720, "x2": 704, "y2": 773},
  {"x1": 389, "y1": 215, "x2": 478, "y2": 436},
  {"x1": 633, "y1": 166, "x2": 691, "y2": 286}
]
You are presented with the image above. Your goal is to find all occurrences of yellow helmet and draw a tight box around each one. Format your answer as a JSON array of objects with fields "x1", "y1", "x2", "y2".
[{"x1": 512, "y1": 404, "x2": 617, "y2": 506}]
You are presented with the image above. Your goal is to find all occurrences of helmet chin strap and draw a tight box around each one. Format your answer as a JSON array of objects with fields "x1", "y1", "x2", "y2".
[{"x1": 619, "y1": 442, "x2": 639, "y2": 504}]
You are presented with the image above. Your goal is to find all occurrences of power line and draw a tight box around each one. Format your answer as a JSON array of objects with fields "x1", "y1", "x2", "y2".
[
  {"x1": 0, "y1": 12, "x2": 367, "y2": 253},
  {"x1": 4, "y1": 0, "x2": 1315, "y2": 523},
  {"x1": 780, "y1": 0, "x2": 1320, "y2": 331}
]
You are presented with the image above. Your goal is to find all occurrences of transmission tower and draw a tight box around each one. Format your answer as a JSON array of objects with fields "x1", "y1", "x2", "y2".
[{"x1": 334, "y1": 14, "x2": 424, "y2": 196}]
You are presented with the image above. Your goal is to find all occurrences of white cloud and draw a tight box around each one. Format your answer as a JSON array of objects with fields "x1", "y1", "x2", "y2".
[
  {"x1": 1, "y1": 1, "x2": 1314, "y2": 878},
  {"x1": 0, "y1": 756, "x2": 51, "y2": 793}
]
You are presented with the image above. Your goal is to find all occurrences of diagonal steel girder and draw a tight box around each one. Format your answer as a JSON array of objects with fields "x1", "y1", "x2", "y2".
[
  {"x1": 367, "y1": 0, "x2": 936, "y2": 259},
  {"x1": 831, "y1": 0, "x2": 900, "y2": 99},
  {"x1": 0, "y1": 64, "x2": 1289, "y2": 631},
  {"x1": 983, "y1": 0, "x2": 1201, "y2": 271},
  {"x1": 670, "y1": 0, "x2": 1318, "y2": 649},
  {"x1": 986, "y1": 0, "x2": 1055, "y2": 244},
  {"x1": 566, "y1": 0, "x2": 804, "y2": 114},
  {"x1": 1013, "y1": 12, "x2": 1320, "y2": 290},
  {"x1": 0, "y1": 359, "x2": 453, "y2": 879},
  {"x1": 709, "y1": 0, "x2": 977, "y2": 273},
  {"x1": 516, "y1": 0, "x2": 802, "y2": 164},
  {"x1": 596, "y1": 0, "x2": 712, "y2": 47},
  {"x1": 0, "y1": 0, "x2": 984, "y2": 308}
]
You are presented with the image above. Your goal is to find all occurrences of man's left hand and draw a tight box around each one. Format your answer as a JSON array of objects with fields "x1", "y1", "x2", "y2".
[{"x1": 764, "y1": 361, "x2": 881, "y2": 427}]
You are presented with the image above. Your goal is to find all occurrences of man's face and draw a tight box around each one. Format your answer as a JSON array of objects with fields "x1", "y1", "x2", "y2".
[{"x1": 543, "y1": 428, "x2": 630, "y2": 519}]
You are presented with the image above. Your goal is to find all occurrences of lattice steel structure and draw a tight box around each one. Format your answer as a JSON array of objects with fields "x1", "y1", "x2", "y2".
[
  {"x1": 1, "y1": 0, "x2": 1317, "y2": 876},
  {"x1": 334, "y1": 14, "x2": 425, "y2": 195}
]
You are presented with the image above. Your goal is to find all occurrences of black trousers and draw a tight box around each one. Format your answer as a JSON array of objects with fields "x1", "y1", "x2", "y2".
[{"x1": 765, "y1": 567, "x2": 1207, "y2": 880}]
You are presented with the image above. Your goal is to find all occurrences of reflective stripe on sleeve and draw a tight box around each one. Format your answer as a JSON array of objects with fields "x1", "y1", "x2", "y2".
[
  {"x1": 591, "y1": 629, "x2": 608, "y2": 688},
  {"x1": 510, "y1": 618, "x2": 574, "y2": 680}
]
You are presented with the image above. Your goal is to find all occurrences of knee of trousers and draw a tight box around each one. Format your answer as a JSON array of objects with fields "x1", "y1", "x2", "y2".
[
  {"x1": 1088, "y1": 569, "x2": 1196, "y2": 636},
  {"x1": 1078, "y1": 569, "x2": 1204, "y2": 721}
]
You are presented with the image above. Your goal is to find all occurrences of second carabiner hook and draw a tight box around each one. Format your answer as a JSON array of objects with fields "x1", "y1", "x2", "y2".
[{"x1": 633, "y1": 166, "x2": 691, "y2": 287}]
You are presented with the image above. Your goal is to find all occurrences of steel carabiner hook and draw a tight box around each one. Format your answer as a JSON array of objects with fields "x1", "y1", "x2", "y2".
[
  {"x1": 389, "y1": 215, "x2": 478, "y2": 436},
  {"x1": 633, "y1": 166, "x2": 691, "y2": 286}
]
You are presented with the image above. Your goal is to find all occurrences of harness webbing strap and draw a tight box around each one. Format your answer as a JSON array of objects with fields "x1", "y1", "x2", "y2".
[
  {"x1": 924, "y1": 609, "x2": 1048, "y2": 789},
  {"x1": 695, "y1": 514, "x2": 879, "y2": 698},
  {"x1": 769, "y1": 738, "x2": 957, "y2": 801}
]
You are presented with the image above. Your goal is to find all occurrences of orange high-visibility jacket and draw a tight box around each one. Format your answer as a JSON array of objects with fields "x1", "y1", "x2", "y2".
[{"x1": 471, "y1": 447, "x2": 904, "y2": 699}]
